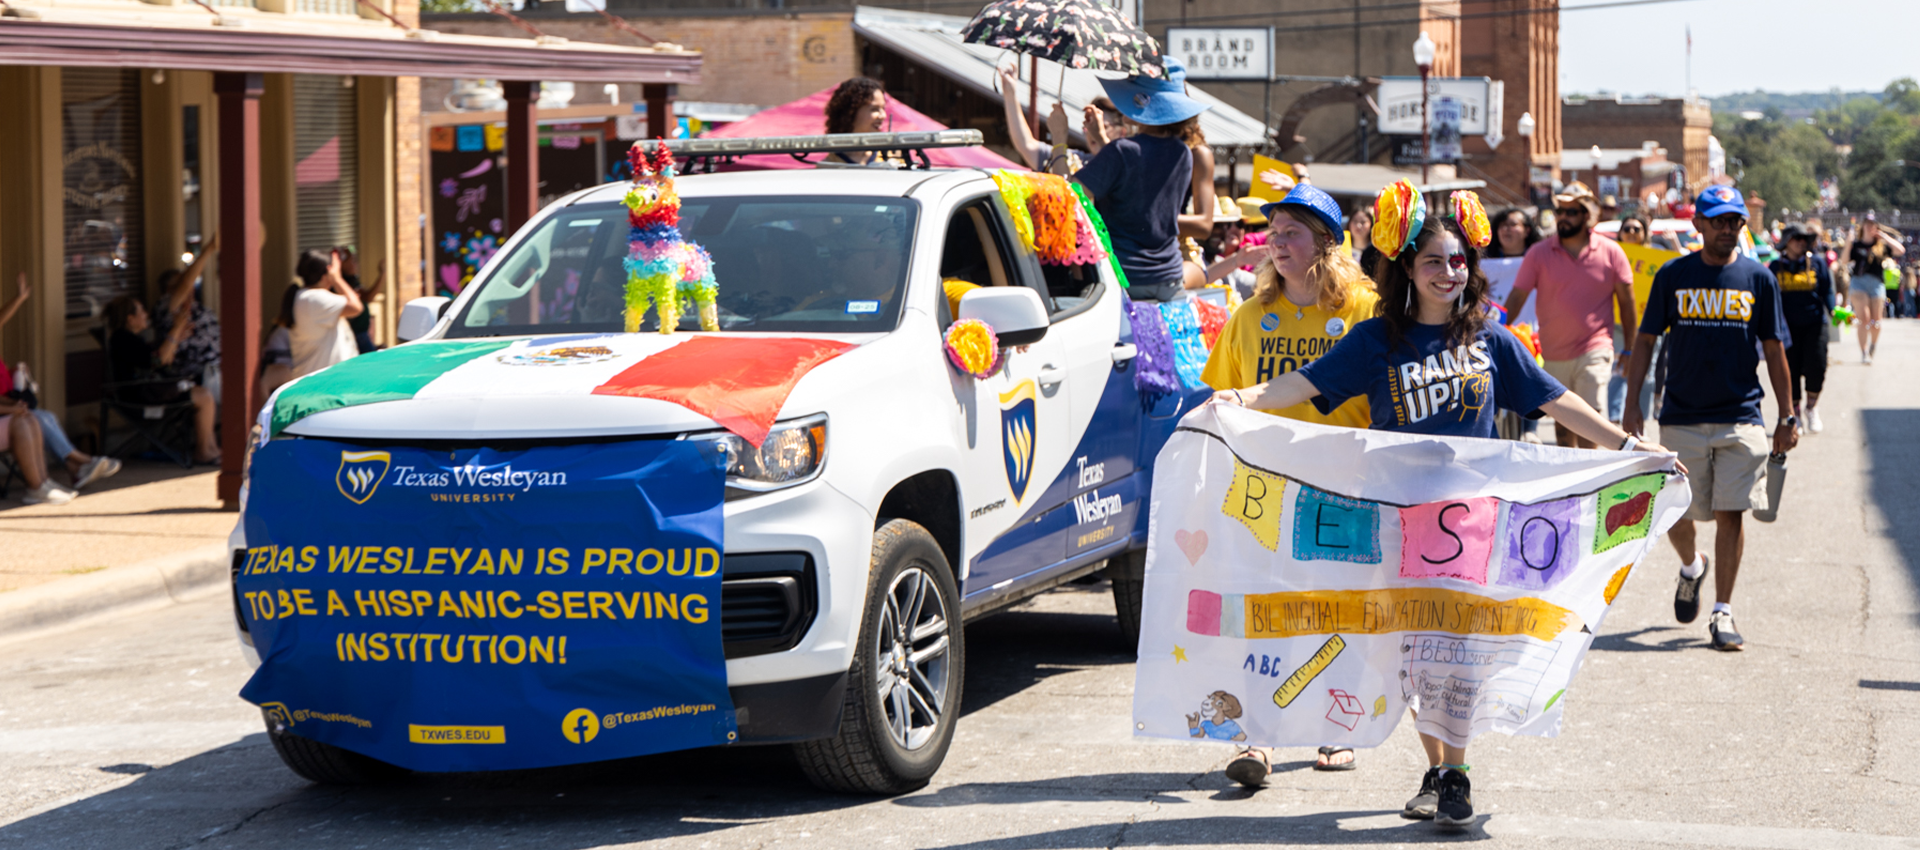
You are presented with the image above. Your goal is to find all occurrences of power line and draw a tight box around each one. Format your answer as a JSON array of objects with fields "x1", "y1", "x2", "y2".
[{"x1": 1145, "y1": 0, "x2": 1712, "y2": 32}]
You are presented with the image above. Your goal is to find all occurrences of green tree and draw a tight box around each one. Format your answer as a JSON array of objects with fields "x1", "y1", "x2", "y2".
[
  {"x1": 1836, "y1": 79, "x2": 1920, "y2": 211},
  {"x1": 1716, "y1": 112, "x2": 1836, "y2": 213}
]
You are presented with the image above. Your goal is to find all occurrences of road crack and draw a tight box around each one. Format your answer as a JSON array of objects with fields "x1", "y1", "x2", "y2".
[{"x1": 164, "y1": 789, "x2": 346, "y2": 849}]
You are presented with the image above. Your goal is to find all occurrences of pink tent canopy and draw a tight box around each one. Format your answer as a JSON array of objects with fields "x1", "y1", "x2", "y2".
[{"x1": 703, "y1": 86, "x2": 1025, "y2": 171}]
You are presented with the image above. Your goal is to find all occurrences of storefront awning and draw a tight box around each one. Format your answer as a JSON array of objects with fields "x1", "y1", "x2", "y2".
[
  {"x1": 0, "y1": 9, "x2": 699, "y2": 82},
  {"x1": 851, "y1": 6, "x2": 1268, "y2": 148},
  {"x1": 1287, "y1": 164, "x2": 1486, "y2": 198}
]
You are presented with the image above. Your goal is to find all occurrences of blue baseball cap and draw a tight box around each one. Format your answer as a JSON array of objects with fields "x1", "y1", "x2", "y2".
[
  {"x1": 1097, "y1": 56, "x2": 1211, "y2": 127},
  {"x1": 1260, "y1": 184, "x2": 1345, "y2": 239},
  {"x1": 1695, "y1": 185, "x2": 1748, "y2": 219}
]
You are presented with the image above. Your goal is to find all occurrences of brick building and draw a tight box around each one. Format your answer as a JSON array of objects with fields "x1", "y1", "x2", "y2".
[{"x1": 1562, "y1": 95, "x2": 1712, "y2": 196}]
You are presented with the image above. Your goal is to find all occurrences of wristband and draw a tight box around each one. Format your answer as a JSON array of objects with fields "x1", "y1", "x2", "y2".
[{"x1": 1618, "y1": 435, "x2": 1638, "y2": 452}]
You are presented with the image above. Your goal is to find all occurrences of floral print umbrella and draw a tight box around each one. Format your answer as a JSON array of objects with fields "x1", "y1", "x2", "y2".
[{"x1": 961, "y1": 0, "x2": 1165, "y2": 78}]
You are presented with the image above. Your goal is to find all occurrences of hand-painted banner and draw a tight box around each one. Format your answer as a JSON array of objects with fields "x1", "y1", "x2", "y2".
[
  {"x1": 1134, "y1": 405, "x2": 1688, "y2": 748},
  {"x1": 238, "y1": 437, "x2": 734, "y2": 772}
]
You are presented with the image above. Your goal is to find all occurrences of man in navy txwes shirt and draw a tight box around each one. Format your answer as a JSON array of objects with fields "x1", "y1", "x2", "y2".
[{"x1": 1623, "y1": 186, "x2": 1796, "y2": 652}]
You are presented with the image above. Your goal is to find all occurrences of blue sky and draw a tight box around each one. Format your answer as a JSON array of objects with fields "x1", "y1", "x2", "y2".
[{"x1": 1559, "y1": 0, "x2": 1919, "y2": 98}]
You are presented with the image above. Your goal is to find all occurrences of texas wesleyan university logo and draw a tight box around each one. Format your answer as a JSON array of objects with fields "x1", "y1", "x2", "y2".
[
  {"x1": 336, "y1": 450, "x2": 392, "y2": 504},
  {"x1": 999, "y1": 380, "x2": 1037, "y2": 504}
]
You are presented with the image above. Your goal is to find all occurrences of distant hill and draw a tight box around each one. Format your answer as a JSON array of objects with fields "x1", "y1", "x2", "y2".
[{"x1": 1706, "y1": 90, "x2": 1882, "y2": 114}]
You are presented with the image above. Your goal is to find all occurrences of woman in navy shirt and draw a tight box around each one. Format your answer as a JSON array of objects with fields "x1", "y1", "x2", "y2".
[{"x1": 1214, "y1": 190, "x2": 1675, "y2": 829}]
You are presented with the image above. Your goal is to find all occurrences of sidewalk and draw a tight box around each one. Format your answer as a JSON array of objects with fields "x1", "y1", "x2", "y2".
[{"x1": 0, "y1": 464, "x2": 232, "y2": 593}]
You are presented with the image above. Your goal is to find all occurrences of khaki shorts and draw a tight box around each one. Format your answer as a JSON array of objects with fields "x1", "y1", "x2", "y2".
[
  {"x1": 1660, "y1": 422, "x2": 1768, "y2": 520},
  {"x1": 1543, "y1": 348, "x2": 1613, "y2": 413}
]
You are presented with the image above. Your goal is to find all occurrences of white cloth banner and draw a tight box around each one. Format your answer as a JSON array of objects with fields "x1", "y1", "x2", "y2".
[
  {"x1": 1132, "y1": 405, "x2": 1689, "y2": 749},
  {"x1": 1481, "y1": 257, "x2": 1537, "y2": 327}
]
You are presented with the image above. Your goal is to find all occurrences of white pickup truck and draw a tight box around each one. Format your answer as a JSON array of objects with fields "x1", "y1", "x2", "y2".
[{"x1": 236, "y1": 133, "x2": 1210, "y2": 794}]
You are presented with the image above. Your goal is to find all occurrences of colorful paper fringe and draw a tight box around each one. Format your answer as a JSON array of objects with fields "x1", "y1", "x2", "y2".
[
  {"x1": 1126, "y1": 300, "x2": 1183, "y2": 395},
  {"x1": 1070, "y1": 182, "x2": 1125, "y2": 287},
  {"x1": 1194, "y1": 299, "x2": 1229, "y2": 349},
  {"x1": 990, "y1": 170, "x2": 1112, "y2": 270},
  {"x1": 1373, "y1": 180, "x2": 1425, "y2": 260},
  {"x1": 944, "y1": 319, "x2": 1003, "y2": 378},
  {"x1": 623, "y1": 141, "x2": 719, "y2": 334},
  {"x1": 1450, "y1": 190, "x2": 1492, "y2": 249},
  {"x1": 1161, "y1": 302, "x2": 1210, "y2": 390}
]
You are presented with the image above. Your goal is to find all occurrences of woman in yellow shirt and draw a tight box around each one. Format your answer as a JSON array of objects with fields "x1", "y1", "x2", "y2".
[
  {"x1": 1200, "y1": 183, "x2": 1378, "y2": 786},
  {"x1": 1203, "y1": 184, "x2": 1379, "y2": 430}
]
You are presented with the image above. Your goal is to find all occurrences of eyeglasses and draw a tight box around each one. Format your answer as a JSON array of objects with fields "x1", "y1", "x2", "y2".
[{"x1": 1701, "y1": 215, "x2": 1747, "y2": 231}]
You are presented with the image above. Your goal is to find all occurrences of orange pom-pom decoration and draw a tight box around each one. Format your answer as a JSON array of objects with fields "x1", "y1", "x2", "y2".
[{"x1": 1450, "y1": 191, "x2": 1492, "y2": 249}]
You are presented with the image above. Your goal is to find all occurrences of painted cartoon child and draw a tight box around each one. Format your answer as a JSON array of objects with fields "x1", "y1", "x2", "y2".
[{"x1": 1187, "y1": 690, "x2": 1248, "y2": 741}]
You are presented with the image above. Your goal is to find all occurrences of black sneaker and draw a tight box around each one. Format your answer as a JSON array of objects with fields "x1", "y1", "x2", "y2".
[
  {"x1": 1434, "y1": 769, "x2": 1474, "y2": 828},
  {"x1": 1674, "y1": 557, "x2": 1708, "y2": 623},
  {"x1": 1709, "y1": 610, "x2": 1745, "y2": 651},
  {"x1": 1402, "y1": 767, "x2": 1440, "y2": 819}
]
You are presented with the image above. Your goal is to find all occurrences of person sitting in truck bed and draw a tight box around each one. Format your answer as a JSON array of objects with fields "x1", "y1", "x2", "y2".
[{"x1": 1073, "y1": 57, "x2": 1209, "y2": 303}]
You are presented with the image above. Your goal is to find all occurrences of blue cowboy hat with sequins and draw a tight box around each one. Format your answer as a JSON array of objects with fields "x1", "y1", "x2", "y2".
[
  {"x1": 1098, "y1": 56, "x2": 1211, "y2": 127},
  {"x1": 1260, "y1": 184, "x2": 1346, "y2": 240}
]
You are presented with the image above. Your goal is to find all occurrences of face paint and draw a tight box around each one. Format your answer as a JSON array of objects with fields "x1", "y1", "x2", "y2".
[{"x1": 1418, "y1": 232, "x2": 1469, "y2": 305}]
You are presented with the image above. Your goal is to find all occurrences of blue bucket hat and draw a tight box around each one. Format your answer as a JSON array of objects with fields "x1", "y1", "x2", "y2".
[
  {"x1": 1260, "y1": 184, "x2": 1346, "y2": 240},
  {"x1": 1097, "y1": 56, "x2": 1211, "y2": 127},
  {"x1": 1695, "y1": 185, "x2": 1748, "y2": 219}
]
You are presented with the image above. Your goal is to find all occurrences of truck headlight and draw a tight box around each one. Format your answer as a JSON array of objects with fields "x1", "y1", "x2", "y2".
[{"x1": 686, "y1": 413, "x2": 827, "y2": 494}]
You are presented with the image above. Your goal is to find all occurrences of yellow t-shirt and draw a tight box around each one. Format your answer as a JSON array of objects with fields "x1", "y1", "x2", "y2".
[
  {"x1": 943, "y1": 278, "x2": 981, "y2": 317},
  {"x1": 1201, "y1": 287, "x2": 1379, "y2": 429}
]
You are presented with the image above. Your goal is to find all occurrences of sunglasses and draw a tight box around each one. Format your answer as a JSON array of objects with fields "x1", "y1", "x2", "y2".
[
  {"x1": 1554, "y1": 207, "x2": 1588, "y2": 217},
  {"x1": 1621, "y1": 225, "x2": 1646, "y2": 233}
]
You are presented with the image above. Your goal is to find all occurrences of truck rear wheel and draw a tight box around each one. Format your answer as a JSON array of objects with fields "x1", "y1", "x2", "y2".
[
  {"x1": 263, "y1": 711, "x2": 405, "y2": 784},
  {"x1": 795, "y1": 519, "x2": 963, "y2": 795},
  {"x1": 1107, "y1": 549, "x2": 1146, "y2": 652}
]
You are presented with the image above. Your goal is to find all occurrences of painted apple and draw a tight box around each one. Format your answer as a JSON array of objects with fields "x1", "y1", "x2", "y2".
[{"x1": 1605, "y1": 491, "x2": 1653, "y2": 535}]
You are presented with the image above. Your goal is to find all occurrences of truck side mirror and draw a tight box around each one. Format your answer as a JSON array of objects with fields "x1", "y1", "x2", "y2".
[
  {"x1": 396, "y1": 296, "x2": 451, "y2": 342},
  {"x1": 957, "y1": 287, "x2": 1049, "y2": 346}
]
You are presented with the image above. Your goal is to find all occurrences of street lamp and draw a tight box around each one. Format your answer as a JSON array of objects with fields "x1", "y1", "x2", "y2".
[
  {"x1": 1516, "y1": 111, "x2": 1535, "y2": 138},
  {"x1": 1590, "y1": 144, "x2": 1603, "y2": 187},
  {"x1": 1414, "y1": 31, "x2": 1435, "y2": 185}
]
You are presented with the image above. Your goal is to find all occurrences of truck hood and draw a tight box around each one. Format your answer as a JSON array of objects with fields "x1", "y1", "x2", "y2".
[{"x1": 282, "y1": 331, "x2": 882, "y2": 441}]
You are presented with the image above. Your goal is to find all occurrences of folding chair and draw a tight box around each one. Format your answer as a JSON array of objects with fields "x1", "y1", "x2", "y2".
[{"x1": 96, "y1": 332, "x2": 199, "y2": 469}]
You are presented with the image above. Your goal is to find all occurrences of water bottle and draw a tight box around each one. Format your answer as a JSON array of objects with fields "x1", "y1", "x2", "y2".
[{"x1": 1751, "y1": 453, "x2": 1787, "y2": 523}]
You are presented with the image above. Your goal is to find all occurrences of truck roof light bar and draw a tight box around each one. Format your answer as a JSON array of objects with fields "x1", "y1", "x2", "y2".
[{"x1": 638, "y1": 130, "x2": 985, "y2": 173}]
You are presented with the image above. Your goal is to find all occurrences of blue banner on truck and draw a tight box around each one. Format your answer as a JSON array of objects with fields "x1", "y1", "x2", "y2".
[{"x1": 237, "y1": 438, "x2": 736, "y2": 772}]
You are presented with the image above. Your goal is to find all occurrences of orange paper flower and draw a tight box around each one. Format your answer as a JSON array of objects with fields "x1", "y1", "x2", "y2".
[{"x1": 1451, "y1": 191, "x2": 1492, "y2": 249}]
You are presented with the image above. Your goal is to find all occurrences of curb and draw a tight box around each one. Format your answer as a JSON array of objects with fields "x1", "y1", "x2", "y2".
[{"x1": 0, "y1": 544, "x2": 231, "y2": 645}]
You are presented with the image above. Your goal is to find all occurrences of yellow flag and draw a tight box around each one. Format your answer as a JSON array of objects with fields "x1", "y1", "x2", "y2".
[
  {"x1": 1249, "y1": 155, "x2": 1296, "y2": 203},
  {"x1": 1221, "y1": 457, "x2": 1286, "y2": 551},
  {"x1": 1617, "y1": 242, "x2": 1684, "y2": 324}
]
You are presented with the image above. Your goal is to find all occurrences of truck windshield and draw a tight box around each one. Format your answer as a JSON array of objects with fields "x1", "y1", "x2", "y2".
[{"x1": 446, "y1": 196, "x2": 917, "y2": 336}]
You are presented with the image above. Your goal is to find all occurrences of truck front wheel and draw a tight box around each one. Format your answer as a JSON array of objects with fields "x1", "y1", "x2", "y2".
[
  {"x1": 262, "y1": 711, "x2": 405, "y2": 784},
  {"x1": 794, "y1": 519, "x2": 963, "y2": 795}
]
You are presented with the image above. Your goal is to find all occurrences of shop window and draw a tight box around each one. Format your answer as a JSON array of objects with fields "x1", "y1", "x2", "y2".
[
  {"x1": 61, "y1": 67, "x2": 143, "y2": 322},
  {"x1": 294, "y1": 0, "x2": 355, "y2": 14},
  {"x1": 293, "y1": 74, "x2": 359, "y2": 256}
]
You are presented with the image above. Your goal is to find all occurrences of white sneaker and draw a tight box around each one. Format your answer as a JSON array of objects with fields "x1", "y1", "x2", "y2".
[
  {"x1": 22, "y1": 481, "x2": 75, "y2": 506},
  {"x1": 1808, "y1": 408, "x2": 1824, "y2": 434},
  {"x1": 71, "y1": 456, "x2": 121, "y2": 490}
]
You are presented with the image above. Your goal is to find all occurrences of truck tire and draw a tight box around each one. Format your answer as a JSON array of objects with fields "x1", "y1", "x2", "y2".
[
  {"x1": 795, "y1": 519, "x2": 963, "y2": 795},
  {"x1": 263, "y1": 711, "x2": 405, "y2": 784},
  {"x1": 1106, "y1": 549, "x2": 1147, "y2": 652}
]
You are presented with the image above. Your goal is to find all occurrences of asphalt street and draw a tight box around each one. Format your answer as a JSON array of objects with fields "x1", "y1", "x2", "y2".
[{"x1": 0, "y1": 324, "x2": 1917, "y2": 849}]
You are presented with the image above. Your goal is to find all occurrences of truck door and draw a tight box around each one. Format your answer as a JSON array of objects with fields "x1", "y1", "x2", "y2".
[{"x1": 941, "y1": 197, "x2": 1075, "y2": 604}]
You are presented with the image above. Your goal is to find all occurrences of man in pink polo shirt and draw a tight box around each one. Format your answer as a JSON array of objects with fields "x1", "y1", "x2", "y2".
[{"x1": 1502, "y1": 182, "x2": 1636, "y2": 448}]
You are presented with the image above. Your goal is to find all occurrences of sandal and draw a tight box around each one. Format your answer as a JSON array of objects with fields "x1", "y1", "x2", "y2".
[
  {"x1": 1224, "y1": 748, "x2": 1270, "y2": 788},
  {"x1": 1313, "y1": 745, "x2": 1357, "y2": 771}
]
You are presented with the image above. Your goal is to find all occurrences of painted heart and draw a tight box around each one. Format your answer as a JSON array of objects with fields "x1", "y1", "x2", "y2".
[{"x1": 1175, "y1": 529, "x2": 1208, "y2": 565}]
